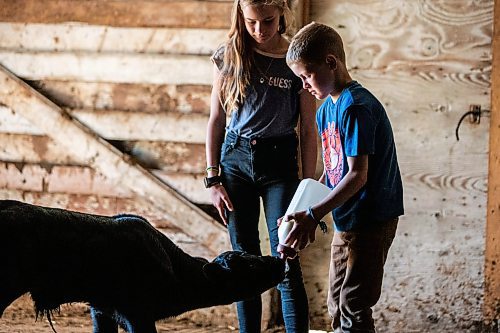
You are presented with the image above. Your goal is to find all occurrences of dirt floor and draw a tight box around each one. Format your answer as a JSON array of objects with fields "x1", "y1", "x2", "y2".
[{"x1": 0, "y1": 294, "x2": 288, "y2": 333}]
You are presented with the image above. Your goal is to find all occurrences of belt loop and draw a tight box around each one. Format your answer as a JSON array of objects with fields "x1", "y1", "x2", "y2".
[{"x1": 227, "y1": 131, "x2": 239, "y2": 148}]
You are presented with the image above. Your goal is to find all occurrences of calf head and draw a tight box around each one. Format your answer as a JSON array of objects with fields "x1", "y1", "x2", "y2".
[{"x1": 201, "y1": 251, "x2": 285, "y2": 303}]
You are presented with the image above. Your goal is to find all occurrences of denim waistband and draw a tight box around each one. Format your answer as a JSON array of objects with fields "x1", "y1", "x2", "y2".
[{"x1": 225, "y1": 131, "x2": 297, "y2": 148}]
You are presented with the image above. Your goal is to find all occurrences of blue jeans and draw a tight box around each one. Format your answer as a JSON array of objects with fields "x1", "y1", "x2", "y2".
[{"x1": 221, "y1": 132, "x2": 309, "y2": 333}]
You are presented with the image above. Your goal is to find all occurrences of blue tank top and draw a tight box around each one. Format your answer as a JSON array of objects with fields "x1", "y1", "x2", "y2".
[{"x1": 212, "y1": 47, "x2": 303, "y2": 138}]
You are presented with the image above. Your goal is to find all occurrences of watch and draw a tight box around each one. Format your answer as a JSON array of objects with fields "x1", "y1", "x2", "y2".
[{"x1": 204, "y1": 176, "x2": 221, "y2": 188}]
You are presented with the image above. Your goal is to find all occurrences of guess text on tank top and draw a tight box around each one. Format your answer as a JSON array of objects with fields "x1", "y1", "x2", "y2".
[{"x1": 265, "y1": 76, "x2": 293, "y2": 89}]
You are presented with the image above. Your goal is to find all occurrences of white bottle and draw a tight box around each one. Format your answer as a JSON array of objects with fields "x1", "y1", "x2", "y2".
[{"x1": 277, "y1": 178, "x2": 332, "y2": 259}]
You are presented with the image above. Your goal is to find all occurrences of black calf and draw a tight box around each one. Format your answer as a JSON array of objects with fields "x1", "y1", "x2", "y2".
[{"x1": 0, "y1": 200, "x2": 286, "y2": 333}]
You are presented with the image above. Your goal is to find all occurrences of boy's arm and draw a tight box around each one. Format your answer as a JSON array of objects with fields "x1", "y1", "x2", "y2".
[
  {"x1": 313, "y1": 154, "x2": 368, "y2": 217},
  {"x1": 298, "y1": 91, "x2": 318, "y2": 179},
  {"x1": 283, "y1": 155, "x2": 368, "y2": 249},
  {"x1": 318, "y1": 168, "x2": 326, "y2": 183}
]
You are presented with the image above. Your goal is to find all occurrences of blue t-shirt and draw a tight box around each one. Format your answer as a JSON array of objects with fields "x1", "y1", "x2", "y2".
[{"x1": 316, "y1": 81, "x2": 404, "y2": 231}]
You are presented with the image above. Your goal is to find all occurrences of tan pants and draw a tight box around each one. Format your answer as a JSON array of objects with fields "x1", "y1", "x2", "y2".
[{"x1": 328, "y1": 218, "x2": 398, "y2": 333}]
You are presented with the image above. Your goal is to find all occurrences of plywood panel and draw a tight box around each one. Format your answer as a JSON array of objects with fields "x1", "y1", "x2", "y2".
[
  {"x1": 484, "y1": 9, "x2": 500, "y2": 320},
  {"x1": 311, "y1": 0, "x2": 492, "y2": 71},
  {"x1": 0, "y1": 51, "x2": 213, "y2": 85},
  {"x1": 308, "y1": 0, "x2": 493, "y2": 330},
  {"x1": 0, "y1": 0, "x2": 232, "y2": 29},
  {"x1": 0, "y1": 23, "x2": 226, "y2": 55}
]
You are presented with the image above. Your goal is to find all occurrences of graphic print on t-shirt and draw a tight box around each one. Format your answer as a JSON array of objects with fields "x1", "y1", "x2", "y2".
[{"x1": 321, "y1": 121, "x2": 343, "y2": 187}]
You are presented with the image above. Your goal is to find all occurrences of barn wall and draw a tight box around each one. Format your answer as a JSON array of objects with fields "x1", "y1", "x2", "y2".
[
  {"x1": 0, "y1": 0, "x2": 498, "y2": 331},
  {"x1": 0, "y1": 0, "x2": 236, "y2": 327},
  {"x1": 305, "y1": 0, "x2": 495, "y2": 331},
  {"x1": 485, "y1": 0, "x2": 500, "y2": 323},
  {"x1": 0, "y1": 0, "x2": 307, "y2": 329}
]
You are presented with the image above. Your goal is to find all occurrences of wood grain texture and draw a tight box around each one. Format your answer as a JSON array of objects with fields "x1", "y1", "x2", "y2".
[
  {"x1": 70, "y1": 109, "x2": 209, "y2": 143},
  {"x1": 0, "y1": 133, "x2": 84, "y2": 165},
  {"x1": 484, "y1": 17, "x2": 500, "y2": 321},
  {"x1": 0, "y1": 106, "x2": 208, "y2": 143},
  {"x1": 0, "y1": 106, "x2": 44, "y2": 135},
  {"x1": 0, "y1": 51, "x2": 213, "y2": 85},
  {"x1": 0, "y1": 162, "x2": 133, "y2": 197},
  {"x1": 0, "y1": 162, "x2": 211, "y2": 204},
  {"x1": 0, "y1": 64, "x2": 229, "y2": 254},
  {"x1": 0, "y1": 133, "x2": 206, "y2": 174},
  {"x1": 0, "y1": 0, "x2": 232, "y2": 29},
  {"x1": 29, "y1": 80, "x2": 211, "y2": 114},
  {"x1": 312, "y1": 0, "x2": 493, "y2": 71},
  {"x1": 308, "y1": 0, "x2": 493, "y2": 330},
  {"x1": 0, "y1": 23, "x2": 226, "y2": 55}
]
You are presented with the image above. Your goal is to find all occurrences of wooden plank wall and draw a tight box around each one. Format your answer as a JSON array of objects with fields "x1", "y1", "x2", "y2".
[
  {"x1": 307, "y1": 0, "x2": 495, "y2": 331},
  {"x1": 0, "y1": 0, "x2": 309, "y2": 329},
  {"x1": 0, "y1": 0, "x2": 243, "y2": 207}
]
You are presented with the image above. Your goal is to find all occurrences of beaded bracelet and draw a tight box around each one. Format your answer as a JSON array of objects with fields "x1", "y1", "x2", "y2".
[{"x1": 206, "y1": 166, "x2": 219, "y2": 174}]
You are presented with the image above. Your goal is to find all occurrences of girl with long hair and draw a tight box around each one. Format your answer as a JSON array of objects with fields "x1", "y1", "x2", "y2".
[{"x1": 205, "y1": 1, "x2": 317, "y2": 332}]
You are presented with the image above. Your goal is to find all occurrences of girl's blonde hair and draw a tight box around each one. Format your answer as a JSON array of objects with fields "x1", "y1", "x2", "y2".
[{"x1": 219, "y1": 0, "x2": 292, "y2": 113}]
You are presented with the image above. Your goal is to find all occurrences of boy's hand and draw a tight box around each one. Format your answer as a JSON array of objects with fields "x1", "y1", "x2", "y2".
[
  {"x1": 209, "y1": 185, "x2": 233, "y2": 225},
  {"x1": 281, "y1": 210, "x2": 318, "y2": 250}
]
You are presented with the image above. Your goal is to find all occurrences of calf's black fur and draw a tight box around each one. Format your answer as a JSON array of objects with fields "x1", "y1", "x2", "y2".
[{"x1": 0, "y1": 200, "x2": 286, "y2": 333}]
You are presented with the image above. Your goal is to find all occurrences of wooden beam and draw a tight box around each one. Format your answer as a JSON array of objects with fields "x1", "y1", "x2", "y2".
[
  {"x1": 0, "y1": 64, "x2": 229, "y2": 255},
  {"x1": 0, "y1": 162, "x2": 211, "y2": 204},
  {"x1": 29, "y1": 80, "x2": 211, "y2": 114},
  {"x1": 0, "y1": 133, "x2": 80, "y2": 165},
  {"x1": 0, "y1": 23, "x2": 226, "y2": 55},
  {"x1": 0, "y1": 133, "x2": 207, "y2": 174},
  {"x1": 70, "y1": 109, "x2": 208, "y2": 143},
  {"x1": 0, "y1": 0, "x2": 233, "y2": 29},
  {"x1": 0, "y1": 51, "x2": 213, "y2": 85},
  {"x1": 484, "y1": 0, "x2": 500, "y2": 321},
  {"x1": 0, "y1": 162, "x2": 133, "y2": 198},
  {"x1": 0, "y1": 106, "x2": 209, "y2": 143},
  {"x1": 0, "y1": 106, "x2": 44, "y2": 135}
]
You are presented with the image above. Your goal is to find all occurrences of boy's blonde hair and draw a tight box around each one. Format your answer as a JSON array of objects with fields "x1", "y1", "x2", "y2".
[
  {"x1": 219, "y1": 0, "x2": 292, "y2": 113},
  {"x1": 286, "y1": 22, "x2": 346, "y2": 66}
]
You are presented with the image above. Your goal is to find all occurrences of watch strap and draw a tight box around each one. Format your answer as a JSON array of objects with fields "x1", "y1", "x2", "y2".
[{"x1": 204, "y1": 176, "x2": 222, "y2": 188}]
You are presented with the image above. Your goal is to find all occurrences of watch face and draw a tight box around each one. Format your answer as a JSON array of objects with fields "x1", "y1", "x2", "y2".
[{"x1": 204, "y1": 176, "x2": 220, "y2": 188}]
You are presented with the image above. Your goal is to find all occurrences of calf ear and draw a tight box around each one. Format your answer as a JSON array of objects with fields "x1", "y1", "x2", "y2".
[{"x1": 202, "y1": 262, "x2": 231, "y2": 282}]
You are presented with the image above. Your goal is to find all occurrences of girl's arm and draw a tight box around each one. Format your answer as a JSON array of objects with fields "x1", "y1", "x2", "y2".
[
  {"x1": 206, "y1": 64, "x2": 226, "y2": 177},
  {"x1": 298, "y1": 91, "x2": 318, "y2": 179},
  {"x1": 206, "y1": 64, "x2": 233, "y2": 224}
]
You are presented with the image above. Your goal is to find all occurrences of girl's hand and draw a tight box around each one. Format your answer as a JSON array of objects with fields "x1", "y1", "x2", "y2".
[{"x1": 209, "y1": 184, "x2": 233, "y2": 225}]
